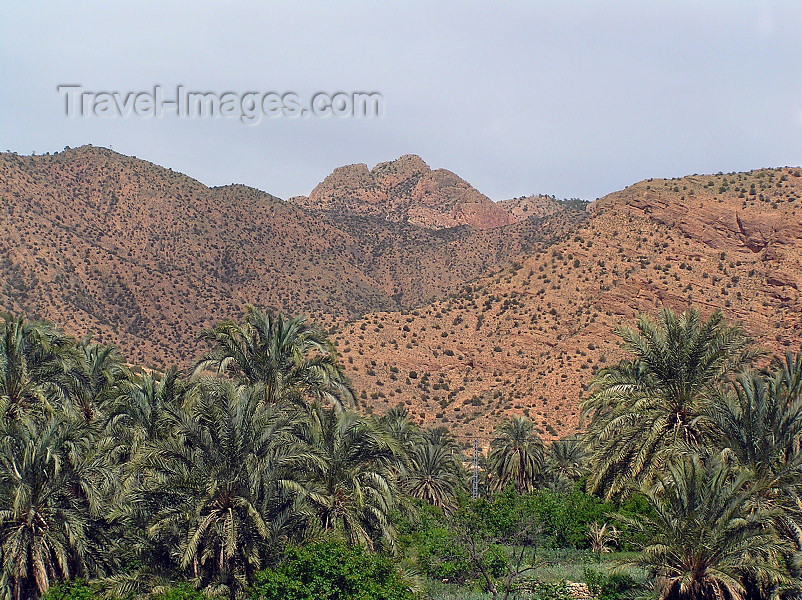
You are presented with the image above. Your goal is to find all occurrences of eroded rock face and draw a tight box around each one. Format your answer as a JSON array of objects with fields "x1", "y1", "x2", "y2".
[
  {"x1": 600, "y1": 174, "x2": 802, "y2": 258},
  {"x1": 295, "y1": 154, "x2": 517, "y2": 230}
]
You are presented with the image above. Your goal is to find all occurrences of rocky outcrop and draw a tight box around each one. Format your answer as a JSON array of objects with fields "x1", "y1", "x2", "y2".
[{"x1": 294, "y1": 154, "x2": 517, "y2": 230}]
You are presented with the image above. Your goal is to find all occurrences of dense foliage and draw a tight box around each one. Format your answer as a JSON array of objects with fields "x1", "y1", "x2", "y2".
[
  {"x1": 582, "y1": 309, "x2": 802, "y2": 600},
  {"x1": 0, "y1": 306, "x2": 800, "y2": 600},
  {"x1": 247, "y1": 540, "x2": 415, "y2": 600}
]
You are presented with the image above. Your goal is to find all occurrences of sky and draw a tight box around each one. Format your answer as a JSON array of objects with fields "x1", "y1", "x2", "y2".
[{"x1": 2, "y1": 1, "x2": 802, "y2": 202}]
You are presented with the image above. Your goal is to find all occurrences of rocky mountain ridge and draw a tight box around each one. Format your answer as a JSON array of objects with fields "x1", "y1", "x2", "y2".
[{"x1": 1, "y1": 147, "x2": 800, "y2": 438}]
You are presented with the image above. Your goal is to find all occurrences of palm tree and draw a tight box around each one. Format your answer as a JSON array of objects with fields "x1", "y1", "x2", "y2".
[
  {"x1": 132, "y1": 380, "x2": 309, "y2": 598},
  {"x1": 587, "y1": 522, "x2": 619, "y2": 555},
  {"x1": 713, "y1": 365, "x2": 802, "y2": 596},
  {"x1": 582, "y1": 308, "x2": 754, "y2": 498},
  {"x1": 776, "y1": 350, "x2": 802, "y2": 403},
  {"x1": 487, "y1": 416, "x2": 544, "y2": 494},
  {"x1": 714, "y1": 368, "x2": 802, "y2": 490},
  {"x1": 71, "y1": 341, "x2": 129, "y2": 422},
  {"x1": 0, "y1": 313, "x2": 80, "y2": 419},
  {"x1": 0, "y1": 414, "x2": 108, "y2": 599},
  {"x1": 301, "y1": 403, "x2": 401, "y2": 550},
  {"x1": 421, "y1": 426, "x2": 460, "y2": 451},
  {"x1": 377, "y1": 405, "x2": 421, "y2": 459},
  {"x1": 193, "y1": 306, "x2": 353, "y2": 409},
  {"x1": 622, "y1": 454, "x2": 789, "y2": 600},
  {"x1": 105, "y1": 367, "x2": 186, "y2": 462},
  {"x1": 544, "y1": 434, "x2": 588, "y2": 490},
  {"x1": 377, "y1": 414, "x2": 462, "y2": 516},
  {"x1": 403, "y1": 436, "x2": 463, "y2": 514}
]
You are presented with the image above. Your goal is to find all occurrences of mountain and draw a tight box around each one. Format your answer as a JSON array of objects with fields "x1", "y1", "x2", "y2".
[
  {"x1": 291, "y1": 154, "x2": 518, "y2": 230},
  {"x1": 0, "y1": 146, "x2": 582, "y2": 367},
  {"x1": 2, "y1": 147, "x2": 800, "y2": 440},
  {"x1": 335, "y1": 169, "x2": 802, "y2": 439}
]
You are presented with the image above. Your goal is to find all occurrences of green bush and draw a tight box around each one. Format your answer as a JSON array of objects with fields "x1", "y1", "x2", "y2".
[
  {"x1": 248, "y1": 539, "x2": 416, "y2": 600},
  {"x1": 41, "y1": 580, "x2": 98, "y2": 600},
  {"x1": 583, "y1": 568, "x2": 637, "y2": 600},
  {"x1": 397, "y1": 501, "x2": 484, "y2": 584},
  {"x1": 522, "y1": 488, "x2": 611, "y2": 548},
  {"x1": 515, "y1": 485, "x2": 652, "y2": 551},
  {"x1": 150, "y1": 583, "x2": 211, "y2": 600},
  {"x1": 411, "y1": 524, "x2": 476, "y2": 582},
  {"x1": 515, "y1": 580, "x2": 572, "y2": 600},
  {"x1": 531, "y1": 581, "x2": 572, "y2": 600},
  {"x1": 612, "y1": 493, "x2": 654, "y2": 551}
]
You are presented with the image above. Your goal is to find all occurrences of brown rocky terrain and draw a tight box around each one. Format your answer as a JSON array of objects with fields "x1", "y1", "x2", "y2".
[
  {"x1": 0, "y1": 146, "x2": 582, "y2": 367},
  {"x1": 336, "y1": 168, "x2": 802, "y2": 441},
  {"x1": 292, "y1": 154, "x2": 518, "y2": 230},
  {"x1": 1, "y1": 147, "x2": 800, "y2": 441},
  {"x1": 497, "y1": 194, "x2": 575, "y2": 221}
]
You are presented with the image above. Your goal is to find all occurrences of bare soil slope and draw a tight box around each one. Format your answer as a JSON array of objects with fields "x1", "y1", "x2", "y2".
[
  {"x1": 336, "y1": 169, "x2": 802, "y2": 440},
  {"x1": 0, "y1": 146, "x2": 582, "y2": 367}
]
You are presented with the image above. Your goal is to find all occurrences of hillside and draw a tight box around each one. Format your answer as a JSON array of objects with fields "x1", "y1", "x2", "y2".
[
  {"x1": 2, "y1": 147, "x2": 800, "y2": 440},
  {"x1": 0, "y1": 146, "x2": 582, "y2": 367},
  {"x1": 336, "y1": 168, "x2": 802, "y2": 440}
]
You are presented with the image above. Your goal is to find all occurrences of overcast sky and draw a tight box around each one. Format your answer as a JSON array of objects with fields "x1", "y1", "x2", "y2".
[{"x1": 2, "y1": 1, "x2": 801, "y2": 202}]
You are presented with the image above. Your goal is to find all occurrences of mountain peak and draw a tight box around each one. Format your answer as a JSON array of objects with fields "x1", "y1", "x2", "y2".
[
  {"x1": 296, "y1": 155, "x2": 514, "y2": 230},
  {"x1": 371, "y1": 154, "x2": 430, "y2": 178}
]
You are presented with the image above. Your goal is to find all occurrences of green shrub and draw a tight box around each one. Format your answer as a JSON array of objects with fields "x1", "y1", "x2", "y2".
[
  {"x1": 397, "y1": 502, "x2": 481, "y2": 584},
  {"x1": 515, "y1": 485, "x2": 652, "y2": 551},
  {"x1": 515, "y1": 580, "x2": 572, "y2": 600},
  {"x1": 583, "y1": 568, "x2": 637, "y2": 600},
  {"x1": 248, "y1": 539, "x2": 416, "y2": 600},
  {"x1": 41, "y1": 581, "x2": 98, "y2": 600},
  {"x1": 411, "y1": 524, "x2": 476, "y2": 582},
  {"x1": 522, "y1": 488, "x2": 611, "y2": 548},
  {"x1": 150, "y1": 583, "x2": 210, "y2": 600},
  {"x1": 533, "y1": 581, "x2": 572, "y2": 600}
]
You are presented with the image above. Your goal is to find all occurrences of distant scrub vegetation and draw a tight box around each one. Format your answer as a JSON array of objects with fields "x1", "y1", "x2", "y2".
[{"x1": 0, "y1": 306, "x2": 799, "y2": 600}]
